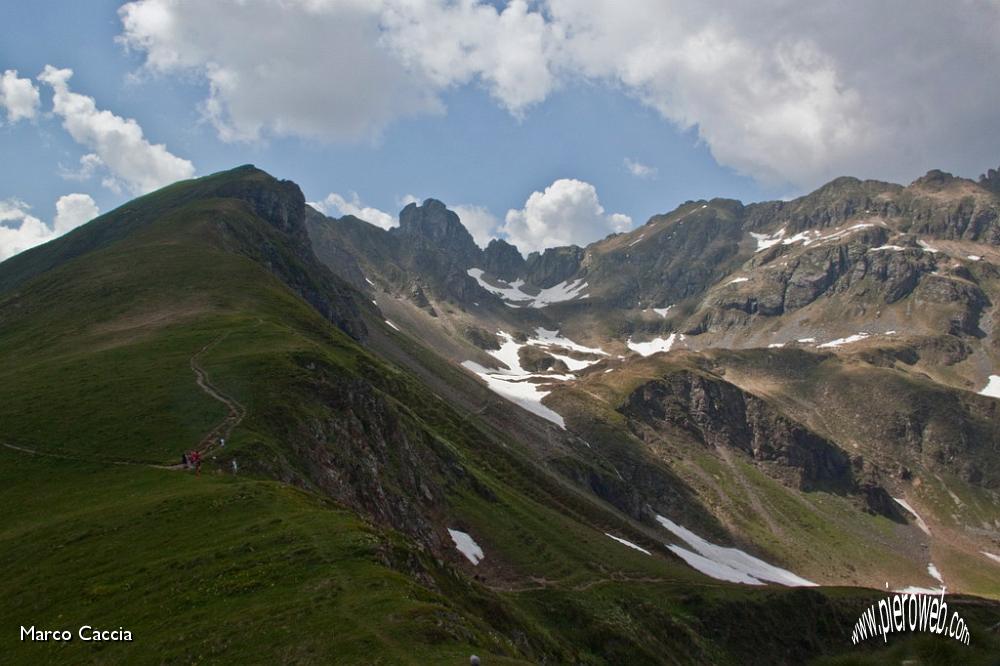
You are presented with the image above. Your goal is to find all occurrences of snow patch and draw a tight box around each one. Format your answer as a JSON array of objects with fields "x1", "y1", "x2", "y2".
[
  {"x1": 968, "y1": 254, "x2": 982, "y2": 261},
  {"x1": 652, "y1": 306, "x2": 672, "y2": 318},
  {"x1": 727, "y1": 277, "x2": 749, "y2": 284},
  {"x1": 981, "y1": 551, "x2": 1000, "y2": 564},
  {"x1": 750, "y1": 228, "x2": 786, "y2": 252},
  {"x1": 768, "y1": 343, "x2": 785, "y2": 348},
  {"x1": 928, "y1": 563, "x2": 943, "y2": 583},
  {"x1": 627, "y1": 334, "x2": 678, "y2": 357},
  {"x1": 384, "y1": 320, "x2": 400, "y2": 332},
  {"x1": 893, "y1": 497, "x2": 931, "y2": 535},
  {"x1": 917, "y1": 240, "x2": 940, "y2": 253},
  {"x1": 466, "y1": 268, "x2": 589, "y2": 309},
  {"x1": 447, "y1": 529, "x2": 484, "y2": 565},
  {"x1": 655, "y1": 515, "x2": 816, "y2": 587},
  {"x1": 460, "y1": 329, "x2": 607, "y2": 429},
  {"x1": 364, "y1": 276, "x2": 375, "y2": 286},
  {"x1": 817, "y1": 333, "x2": 869, "y2": 348},
  {"x1": 872, "y1": 244, "x2": 905, "y2": 252},
  {"x1": 605, "y1": 533, "x2": 651, "y2": 555},
  {"x1": 797, "y1": 337, "x2": 816, "y2": 343},
  {"x1": 529, "y1": 328, "x2": 607, "y2": 356},
  {"x1": 978, "y1": 375, "x2": 1000, "y2": 398}
]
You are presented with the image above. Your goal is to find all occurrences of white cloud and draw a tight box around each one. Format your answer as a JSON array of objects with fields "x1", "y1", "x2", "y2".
[
  {"x1": 37, "y1": 65, "x2": 194, "y2": 195},
  {"x1": 452, "y1": 204, "x2": 500, "y2": 248},
  {"x1": 117, "y1": 0, "x2": 555, "y2": 142},
  {"x1": 546, "y1": 0, "x2": 1000, "y2": 187},
  {"x1": 53, "y1": 193, "x2": 100, "y2": 234},
  {"x1": 310, "y1": 192, "x2": 396, "y2": 230},
  {"x1": 502, "y1": 179, "x2": 631, "y2": 254},
  {"x1": 0, "y1": 70, "x2": 40, "y2": 123},
  {"x1": 380, "y1": 0, "x2": 558, "y2": 115},
  {"x1": 117, "y1": 1, "x2": 1000, "y2": 189},
  {"x1": 624, "y1": 158, "x2": 657, "y2": 179},
  {"x1": 0, "y1": 194, "x2": 98, "y2": 260},
  {"x1": 118, "y1": 0, "x2": 443, "y2": 142}
]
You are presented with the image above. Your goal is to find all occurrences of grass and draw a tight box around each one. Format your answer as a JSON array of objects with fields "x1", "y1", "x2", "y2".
[{"x1": 0, "y1": 449, "x2": 531, "y2": 665}]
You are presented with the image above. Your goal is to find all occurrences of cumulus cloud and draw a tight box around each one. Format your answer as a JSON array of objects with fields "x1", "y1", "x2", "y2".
[
  {"x1": 0, "y1": 70, "x2": 40, "y2": 122},
  {"x1": 452, "y1": 204, "x2": 500, "y2": 247},
  {"x1": 624, "y1": 158, "x2": 657, "y2": 179},
  {"x1": 310, "y1": 192, "x2": 396, "y2": 230},
  {"x1": 380, "y1": 0, "x2": 558, "y2": 115},
  {"x1": 502, "y1": 179, "x2": 631, "y2": 254},
  {"x1": 117, "y1": 0, "x2": 555, "y2": 141},
  {"x1": 117, "y1": 1, "x2": 1000, "y2": 189},
  {"x1": 118, "y1": 0, "x2": 443, "y2": 142},
  {"x1": 551, "y1": 0, "x2": 1000, "y2": 187},
  {"x1": 0, "y1": 194, "x2": 98, "y2": 260},
  {"x1": 37, "y1": 65, "x2": 194, "y2": 195}
]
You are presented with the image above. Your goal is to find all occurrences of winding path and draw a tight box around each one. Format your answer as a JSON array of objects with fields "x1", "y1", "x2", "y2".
[
  {"x1": 189, "y1": 333, "x2": 247, "y2": 457},
  {"x1": 2, "y1": 334, "x2": 246, "y2": 469}
]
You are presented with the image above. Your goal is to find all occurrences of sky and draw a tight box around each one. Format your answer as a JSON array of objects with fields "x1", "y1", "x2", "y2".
[{"x1": 2, "y1": 1, "x2": 999, "y2": 260}]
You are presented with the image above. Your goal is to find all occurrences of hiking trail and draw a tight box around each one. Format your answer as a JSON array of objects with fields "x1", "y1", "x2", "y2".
[{"x1": 2, "y1": 333, "x2": 246, "y2": 470}]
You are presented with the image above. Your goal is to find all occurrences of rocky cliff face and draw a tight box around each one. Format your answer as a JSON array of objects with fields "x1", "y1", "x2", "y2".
[
  {"x1": 212, "y1": 168, "x2": 369, "y2": 341},
  {"x1": 619, "y1": 370, "x2": 855, "y2": 493},
  {"x1": 523, "y1": 246, "x2": 584, "y2": 287},
  {"x1": 482, "y1": 238, "x2": 525, "y2": 281},
  {"x1": 391, "y1": 198, "x2": 482, "y2": 266}
]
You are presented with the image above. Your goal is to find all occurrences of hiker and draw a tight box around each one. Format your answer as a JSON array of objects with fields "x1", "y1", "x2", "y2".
[
  {"x1": 470, "y1": 656, "x2": 481, "y2": 665},
  {"x1": 220, "y1": 437, "x2": 225, "y2": 448},
  {"x1": 231, "y1": 459, "x2": 238, "y2": 475},
  {"x1": 191, "y1": 450, "x2": 202, "y2": 476}
]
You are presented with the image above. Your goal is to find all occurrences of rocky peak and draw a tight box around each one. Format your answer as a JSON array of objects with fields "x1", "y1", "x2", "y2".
[
  {"x1": 481, "y1": 238, "x2": 525, "y2": 281},
  {"x1": 910, "y1": 169, "x2": 962, "y2": 190},
  {"x1": 210, "y1": 164, "x2": 311, "y2": 246},
  {"x1": 392, "y1": 198, "x2": 481, "y2": 265},
  {"x1": 979, "y1": 166, "x2": 1000, "y2": 194},
  {"x1": 523, "y1": 246, "x2": 584, "y2": 288}
]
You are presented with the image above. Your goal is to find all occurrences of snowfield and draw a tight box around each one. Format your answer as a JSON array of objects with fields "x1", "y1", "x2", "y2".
[
  {"x1": 461, "y1": 329, "x2": 608, "y2": 429},
  {"x1": 467, "y1": 268, "x2": 589, "y2": 308},
  {"x1": 978, "y1": 375, "x2": 1000, "y2": 398},
  {"x1": 750, "y1": 228, "x2": 786, "y2": 252},
  {"x1": 655, "y1": 515, "x2": 816, "y2": 587},
  {"x1": 448, "y1": 529, "x2": 484, "y2": 565},
  {"x1": 627, "y1": 333, "x2": 678, "y2": 357}
]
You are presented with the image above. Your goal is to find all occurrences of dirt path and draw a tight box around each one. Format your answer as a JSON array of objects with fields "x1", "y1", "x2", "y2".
[
  {"x1": 3, "y1": 334, "x2": 246, "y2": 470},
  {"x1": 189, "y1": 333, "x2": 246, "y2": 457}
]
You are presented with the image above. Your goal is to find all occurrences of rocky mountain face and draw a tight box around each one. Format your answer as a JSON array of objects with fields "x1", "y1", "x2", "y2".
[
  {"x1": 304, "y1": 164, "x2": 1000, "y2": 600},
  {"x1": 481, "y1": 238, "x2": 524, "y2": 281}
]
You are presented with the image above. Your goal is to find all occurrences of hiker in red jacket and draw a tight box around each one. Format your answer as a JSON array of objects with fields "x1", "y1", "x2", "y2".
[{"x1": 190, "y1": 450, "x2": 202, "y2": 475}]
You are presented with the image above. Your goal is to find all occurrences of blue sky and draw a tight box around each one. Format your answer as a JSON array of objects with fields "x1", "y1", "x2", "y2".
[{"x1": 2, "y1": 1, "x2": 999, "y2": 259}]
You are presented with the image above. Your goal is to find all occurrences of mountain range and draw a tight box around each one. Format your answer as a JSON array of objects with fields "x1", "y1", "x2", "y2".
[{"x1": 2, "y1": 163, "x2": 999, "y2": 664}]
